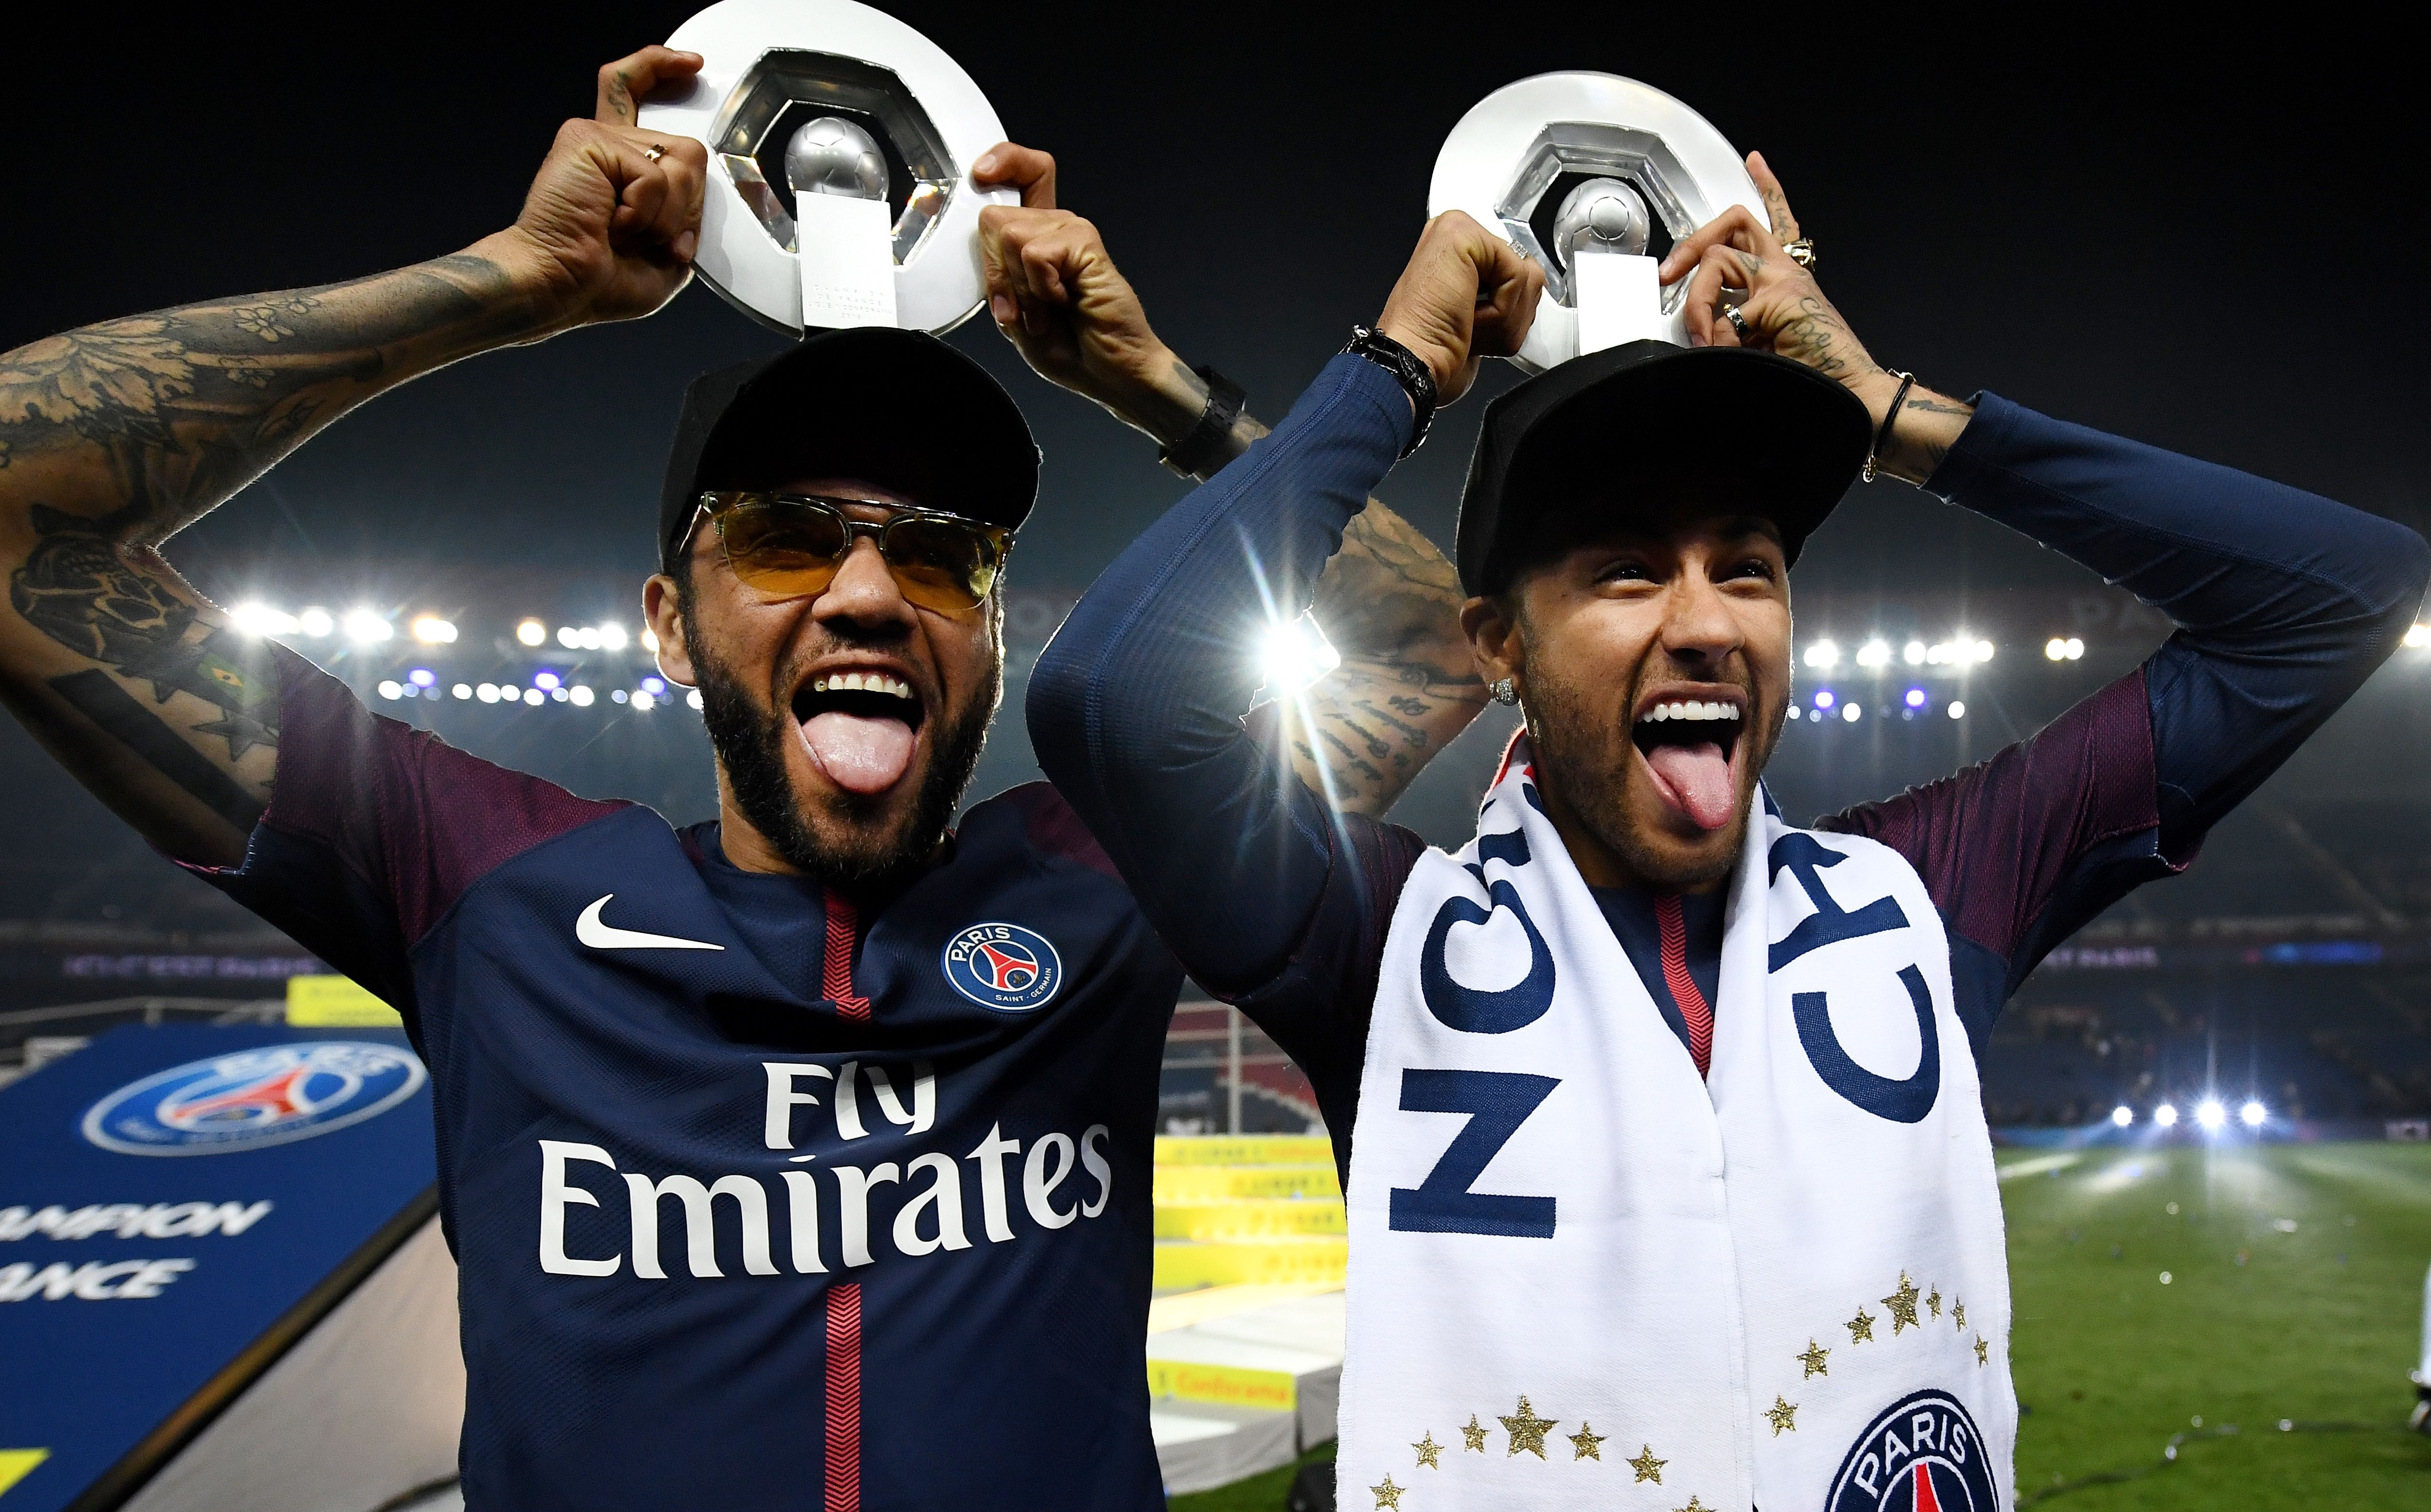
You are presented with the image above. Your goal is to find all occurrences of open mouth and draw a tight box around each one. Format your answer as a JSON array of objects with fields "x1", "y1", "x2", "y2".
[
  {"x1": 791, "y1": 670, "x2": 926, "y2": 796},
  {"x1": 1631, "y1": 695, "x2": 1744, "y2": 833}
]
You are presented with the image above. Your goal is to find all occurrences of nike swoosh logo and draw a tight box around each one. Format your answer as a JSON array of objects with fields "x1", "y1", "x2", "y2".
[{"x1": 576, "y1": 895, "x2": 726, "y2": 951}]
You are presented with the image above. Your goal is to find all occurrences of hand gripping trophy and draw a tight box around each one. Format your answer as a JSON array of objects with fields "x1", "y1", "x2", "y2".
[
  {"x1": 1429, "y1": 72, "x2": 1794, "y2": 368},
  {"x1": 637, "y1": 0, "x2": 1016, "y2": 335}
]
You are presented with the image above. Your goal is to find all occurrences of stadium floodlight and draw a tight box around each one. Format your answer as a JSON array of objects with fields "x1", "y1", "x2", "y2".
[
  {"x1": 641, "y1": 676, "x2": 668, "y2": 696},
  {"x1": 229, "y1": 601, "x2": 299, "y2": 638},
  {"x1": 1803, "y1": 639, "x2": 1840, "y2": 669},
  {"x1": 410, "y1": 615, "x2": 458, "y2": 645},
  {"x1": 1903, "y1": 640, "x2": 1926, "y2": 665},
  {"x1": 633, "y1": 690, "x2": 658, "y2": 711},
  {"x1": 1813, "y1": 689, "x2": 1835, "y2": 710},
  {"x1": 570, "y1": 686, "x2": 596, "y2": 707},
  {"x1": 376, "y1": 680, "x2": 404, "y2": 700},
  {"x1": 2154, "y1": 1102, "x2": 2179, "y2": 1127},
  {"x1": 342, "y1": 609, "x2": 393, "y2": 643},
  {"x1": 2112, "y1": 1105, "x2": 2134, "y2": 1127},
  {"x1": 1258, "y1": 615, "x2": 1342, "y2": 696},
  {"x1": 599, "y1": 623, "x2": 630, "y2": 651},
  {"x1": 297, "y1": 606, "x2": 335, "y2": 637},
  {"x1": 1947, "y1": 701, "x2": 1966, "y2": 719},
  {"x1": 557, "y1": 626, "x2": 581, "y2": 649},
  {"x1": 408, "y1": 669, "x2": 436, "y2": 687},
  {"x1": 687, "y1": 690, "x2": 706, "y2": 709},
  {"x1": 1904, "y1": 687, "x2": 1927, "y2": 708},
  {"x1": 1856, "y1": 639, "x2": 1891, "y2": 669},
  {"x1": 2406, "y1": 623, "x2": 2431, "y2": 649},
  {"x1": 2045, "y1": 637, "x2": 2069, "y2": 661},
  {"x1": 1841, "y1": 703, "x2": 1862, "y2": 722},
  {"x1": 2064, "y1": 637, "x2": 2084, "y2": 659},
  {"x1": 2240, "y1": 1099, "x2": 2267, "y2": 1127},
  {"x1": 2196, "y1": 1098, "x2": 2226, "y2": 1131},
  {"x1": 516, "y1": 619, "x2": 548, "y2": 648},
  {"x1": 534, "y1": 671, "x2": 562, "y2": 691},
  {"x1": 452, "y1": 684, "x2": 473, "y2": 700},
  {"x1": 522, "y1": 688, "x2": 545, "y2": 706}
]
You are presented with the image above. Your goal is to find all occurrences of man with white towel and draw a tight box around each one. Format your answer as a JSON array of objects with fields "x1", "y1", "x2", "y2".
[{"x1": 1029, "y1": 160, "x2": 2428, "y2": 1509}]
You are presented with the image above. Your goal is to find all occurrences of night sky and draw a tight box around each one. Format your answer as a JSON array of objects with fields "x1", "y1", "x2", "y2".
[{"x1": 5, "y1": 6, "x2": 2423, "y2": 864}]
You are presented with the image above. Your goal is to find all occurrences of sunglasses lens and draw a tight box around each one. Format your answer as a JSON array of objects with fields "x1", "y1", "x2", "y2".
[
  {"x1": 883, "y1": 516, "x2": 1003, "y2": 612},
  {"x1": 719, "y1": 500, "x2": 850, "y2": 595}
]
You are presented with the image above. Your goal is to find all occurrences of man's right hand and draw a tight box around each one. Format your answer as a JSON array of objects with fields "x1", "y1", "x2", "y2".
[
  {"x1": 486, "y1": 45, "x2": 712, "y2": 331},
  {"x1": 1374, "y1": 211, "x2": 1544, "y2": 405}
]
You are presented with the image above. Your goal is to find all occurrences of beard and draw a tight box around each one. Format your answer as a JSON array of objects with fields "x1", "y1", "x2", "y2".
[
  {"x1": 691, "y1": 634, "x2": 998, "y2": 899},
  {"x1": 1521, "y1": 650, "x2": 1779, "y2": 894}
]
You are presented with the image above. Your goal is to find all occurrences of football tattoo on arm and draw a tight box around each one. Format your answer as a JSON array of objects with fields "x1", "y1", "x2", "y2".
[
  {"x1": 1279, "y1": 497, "x2": 1487, "y2": 818},
  {"x1": 0, "y1": 44, "x2": 708, "y2": 867}
]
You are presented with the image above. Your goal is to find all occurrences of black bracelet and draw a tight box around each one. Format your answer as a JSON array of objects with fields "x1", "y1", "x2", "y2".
[
  {"x1": 1863, "y1": 370, "x2": 1916, "y2": 484},
  {"x1": 1158, "y1": 365, "x2": 1248, "y2": 479},
  {"x1": 1341, "y1": 325, "x2": 1436, "y2": 458}
]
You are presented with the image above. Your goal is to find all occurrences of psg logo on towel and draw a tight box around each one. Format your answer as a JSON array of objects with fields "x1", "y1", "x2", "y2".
[
  {"x1": 941, "y1": 922, "x2": 1063, "y2": 1012},
  {"x1": 82, "y1": 1041, "x2": 427, "y2": 1157},
  {"x1": 1825, "y1": 1389, "x2": 1999, "y2": 1512}
]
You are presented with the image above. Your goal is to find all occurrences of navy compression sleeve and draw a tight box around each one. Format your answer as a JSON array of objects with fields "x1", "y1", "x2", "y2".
[
  {"x1": 1027, "y1": 354, "x2": 1414, "y2": 995},
  {"x1": 1927, "y1": 394, "x2": 2430, "y2": 855}
]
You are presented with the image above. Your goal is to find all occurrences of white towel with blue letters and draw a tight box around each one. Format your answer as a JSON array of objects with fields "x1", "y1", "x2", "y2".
[{"x1": 1335, "y1": 740, "x2": 2016, "y2": 1511}]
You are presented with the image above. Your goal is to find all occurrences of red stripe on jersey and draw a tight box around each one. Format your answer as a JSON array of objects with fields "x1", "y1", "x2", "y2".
[
  {"x1": 825, "y1": 1283, "x2": 863, "y2": 1511},
  {"x1": 1912, "y1": 1460, "x2": 1942, "y2": 1512},
  {"x1": 823, "y1": 894, "x2": 870, "y2": 1021},
  {"x1": 1656, "y1": 895, "x2": 1713, "y2": 1077}
]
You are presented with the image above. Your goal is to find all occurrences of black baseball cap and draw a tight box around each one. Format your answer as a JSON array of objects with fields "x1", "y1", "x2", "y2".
[
  {"x1": 1453, "y1": 340, "x2": 1871, "y2": 596},
  {"x1": 658, "y1": 327, "x2": 1041, "y2": 573}
]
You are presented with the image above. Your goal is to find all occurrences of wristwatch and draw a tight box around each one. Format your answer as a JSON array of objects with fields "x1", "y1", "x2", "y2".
[
  {"x1": 1157, "y1": 365, "x2": 1248, "y2": 479},
  {"x1": 1342, "y1": 325, "x2": 1436, "y2": 458}
]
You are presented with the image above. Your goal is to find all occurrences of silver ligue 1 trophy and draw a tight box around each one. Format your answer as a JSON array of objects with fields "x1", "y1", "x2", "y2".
[
  {"x1": 637, "y1": 0, "x2": 1017, "y2": 335},
  {"x1": 1429, "y1": 73, "x2": 1769, "y2": 370}
]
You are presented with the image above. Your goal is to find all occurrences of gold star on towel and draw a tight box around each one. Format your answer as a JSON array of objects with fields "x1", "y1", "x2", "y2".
[
  {"x1": 1765, "y1": 1395, "x2": 1799, "y2": 1436},
  {"x1": 1499, "y1": 1395, "x2": 1557, "y2": 1459},
  {"x1": 1884, "y1": 1272, "x2": 1922, "y2": 1334},
  {"x1": 1629, "y1": 1444, "x2": 1667, "y2": 1483},
  {"x1": 1677, "y1": 1497, "x2": 1714, "y2": 1512},
  {"x1": 1568, "y1": 1422, "x2": 1605, "y2": 1460},
  {"x1": 1460, "y1": 1414, "x2": 1488, "y2": 1452},
  {"x1": 1370, "y1": 1473, "x2": 1405, "y2": 1509},
  {"x1": 1953, "y1": 1298, "x2": 1968, "y2": 1331},
  {"x1": 1927, "y1": 1283, "x2": 1943, "y2": 1318},
  {"x1": 1974, "y1": 1335, "x2": 1990, "y2": 1366},
  {"x1": 1412, "y1": 1431, "x2": 1442, "y2": 1469},
  {"x1": 1797, "y1": 1338, "x2": 1831, "y2": 1379},
  {"x1": 1846, "y1": 1305, "x2": 1876, "y2": 1343}
]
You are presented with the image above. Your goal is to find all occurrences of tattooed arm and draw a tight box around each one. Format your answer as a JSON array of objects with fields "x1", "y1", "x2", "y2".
[
  {"x1": 0, "y1": 46, "x2": 708, "y2": 866},
  {"x1": 1658, "y1": 151, "x2": 1973, "y2": 481},
  {"x1": 1277, "y1": 499, "x2": 1485, "y2": 816}
]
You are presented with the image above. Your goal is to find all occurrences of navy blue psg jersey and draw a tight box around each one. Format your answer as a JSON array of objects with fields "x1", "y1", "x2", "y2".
[{"x1": 187, "y1": 650, "x2": 1181, "y2": 1511}]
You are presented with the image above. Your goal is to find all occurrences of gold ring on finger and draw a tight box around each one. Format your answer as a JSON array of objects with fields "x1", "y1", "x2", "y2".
[
  {"x1": 643, "y1": 143, "x2": 668, "y2": 162},
  {"x1": 1783, "y1": 237, "x2": 1816, "y2": 270}
]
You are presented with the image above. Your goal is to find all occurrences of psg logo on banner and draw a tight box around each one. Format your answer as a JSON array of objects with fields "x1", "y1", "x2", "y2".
[
  {"x1": 82, "y1": 1041, "x2": 427, "y2": 1157},
  {"x1": 1824, "y1": 1389, "x2": 2000, "y2": 1512},
  {"x1": 941, "y1": 922, "x2": 1063, "y2": 1012}
]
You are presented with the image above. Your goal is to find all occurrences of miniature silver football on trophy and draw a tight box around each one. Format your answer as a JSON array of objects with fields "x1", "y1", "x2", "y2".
[
  {"x1": 786, "y1": 116, "x2": 890, "y2": 201},
  {"x1": 1550, "y1": 176, "x2": 1651, "y2": 262}
]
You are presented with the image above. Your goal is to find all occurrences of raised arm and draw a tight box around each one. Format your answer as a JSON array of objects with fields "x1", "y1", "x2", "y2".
[
  {"x1": 1666, "y1": 154, "x2": 2430, "y2": 1002},
  {"x1": 972, "y1": 163, "x2": 1485, "y2": 818},
  {"x1": 0, "y1": 47, "x2": 709, "y2": 867},
  {"x1": 1025, "y1": 213, "x2": 1537, "y2": 994}
]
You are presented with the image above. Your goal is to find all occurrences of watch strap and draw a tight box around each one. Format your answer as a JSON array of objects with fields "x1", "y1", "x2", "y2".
[
  {"x1": 1158, "y1": 365, "x2": 1248, "y2": 479},
  {"x1": 1342, "y1": 325, "x2": 1436, "y2": 458}
]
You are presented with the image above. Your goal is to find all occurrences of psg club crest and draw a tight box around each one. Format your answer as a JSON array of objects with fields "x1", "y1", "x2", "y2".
[
  {"x1": 81, "y1": 1041, "x2": 427, "y2": 1157},
  {"x1": 1825, "y1": 1389, "x2": 2000, "y2": 1512},
  {"x1": 941, "y1": 922, "x2": 1062, "y2": 1012}
]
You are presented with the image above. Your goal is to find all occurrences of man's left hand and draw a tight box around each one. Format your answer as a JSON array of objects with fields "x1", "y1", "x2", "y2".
[
  {"x1": 974, "y1": 145, "x2": 1196, "y2": 441},
  {"x1": 1661, "y1": 153, "x2": 1971, "y2": 484}
]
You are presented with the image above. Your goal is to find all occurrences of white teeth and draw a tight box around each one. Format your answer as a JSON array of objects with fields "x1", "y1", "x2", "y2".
[
  {"x1": 1637, "y1": 699, "x2": 1743, "y2": 724},
  {"x1": 812, "y1": 672, "x2": 917, "y2": 701}
]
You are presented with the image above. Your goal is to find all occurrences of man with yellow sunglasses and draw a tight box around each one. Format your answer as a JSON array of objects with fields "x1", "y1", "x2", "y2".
[{"x1": 0, "y1": 44, "x2": 1477, "y2": 1511}]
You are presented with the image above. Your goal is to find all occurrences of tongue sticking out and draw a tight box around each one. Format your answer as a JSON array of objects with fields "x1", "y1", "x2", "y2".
[
  {"x1": 1646, "y1": 741, "x2": 1737, "y2": 831},
  {"x1": 801, "y1": 711, "x2": 916, "y2": 795}
]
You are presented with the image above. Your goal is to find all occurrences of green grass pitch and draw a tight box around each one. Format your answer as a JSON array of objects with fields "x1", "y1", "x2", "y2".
[{"x1": 1172, "y1": 1143, "x2": 2431, "y2": 1510}]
